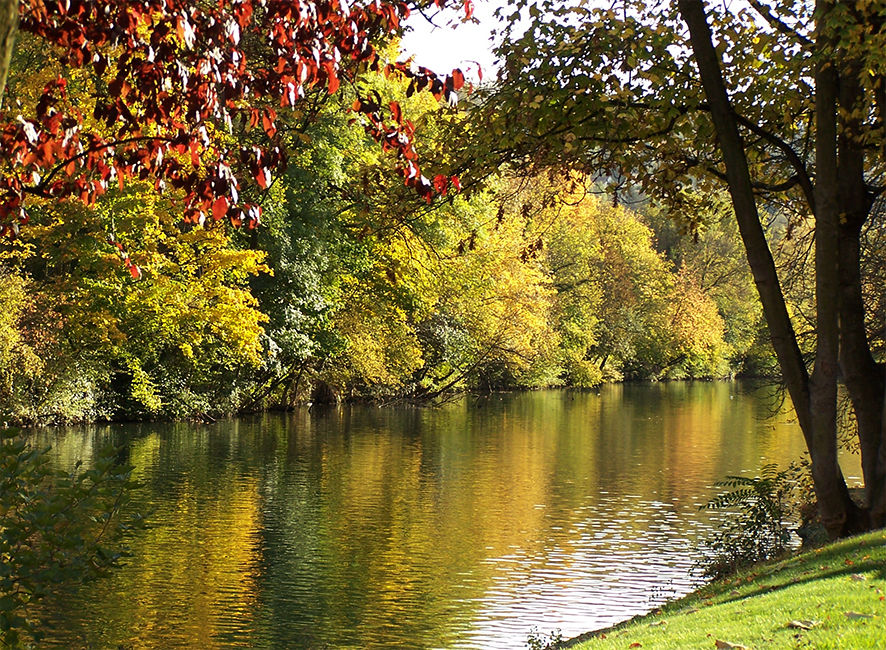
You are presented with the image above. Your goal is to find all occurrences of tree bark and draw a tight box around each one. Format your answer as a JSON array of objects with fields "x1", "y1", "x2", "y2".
[
  {"x1": 841, "y1": 224, "x2": 886, "y2": 526},
  {"x1": 0, "y1": 0, "x2": 17, "y2": 107},
  {"x1": 679, "y1": 0, "x2": 859, "y2": 536},
  {"x1": 812, "y1": 40, "x2": 859, "y2": 537},
  {"x1": 836, "y1": 62, "x2": 886, "y2": 528}
]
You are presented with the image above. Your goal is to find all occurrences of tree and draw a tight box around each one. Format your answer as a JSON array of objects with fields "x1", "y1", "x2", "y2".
[
  {"x1": 644, "y1": 192, "x2": 767, "y2": 375},
  {"x1": 484, "y1": 0, "x2": 886, "y2": 535},
  {"x1": 544, "y1": 186, "x2": 730, "y2": 382},
  {"x1": 0, "y1": 0, "x2": 468, "y2": 253}
]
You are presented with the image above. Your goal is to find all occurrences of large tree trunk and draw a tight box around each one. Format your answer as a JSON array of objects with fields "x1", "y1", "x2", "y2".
[
  {"x1": 840, "y1": 224, "x2": 886, "y2": 526},
  {"x1": 679, "y1": 0, "x2": 860, "y2": 537},
  {"x1": 0, "y1": 0, "x2": 17, "y2": 106},
  {"x1": 836, "y1": 62, "x2": 886, "y2": 528},
  {"x1": 812, "y1": 44, "x2": 862, "y2": 537}
]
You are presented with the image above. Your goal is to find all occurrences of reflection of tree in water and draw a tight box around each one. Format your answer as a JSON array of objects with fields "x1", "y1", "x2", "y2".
[{"x1": 35, "y1": 385, "x2": 816, "y2": 648}]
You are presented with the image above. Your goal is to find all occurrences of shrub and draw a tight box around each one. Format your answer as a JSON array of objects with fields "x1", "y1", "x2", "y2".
[
  {"x1": 696, "y1": 463, "x2": 801, "y2": 580},
  {"x1": 0, "y1": 429, "x2": 141, "y2": 645}
]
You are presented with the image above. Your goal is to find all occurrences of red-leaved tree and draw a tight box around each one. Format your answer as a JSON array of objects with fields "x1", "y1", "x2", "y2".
[{"x1": 0, "y1": 0, "x2": 466, "y2": 276}]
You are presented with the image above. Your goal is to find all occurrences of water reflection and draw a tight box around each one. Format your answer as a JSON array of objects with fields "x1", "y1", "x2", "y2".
[{"x1": 33, "y1": 382, "x2": 856, "y2": 648}]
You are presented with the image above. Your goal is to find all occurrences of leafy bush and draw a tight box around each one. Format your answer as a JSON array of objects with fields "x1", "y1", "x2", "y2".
[
  {"x1": 0, "y1": 429, "x2": 141, "y2": 645},
  {"x1": 697, "y1": 463, "x2": 801, "y2": 580}
]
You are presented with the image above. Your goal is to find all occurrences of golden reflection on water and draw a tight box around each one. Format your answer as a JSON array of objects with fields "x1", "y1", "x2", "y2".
[{"x1": 33, "y1": 382, "x2": 857, "y2": 648}]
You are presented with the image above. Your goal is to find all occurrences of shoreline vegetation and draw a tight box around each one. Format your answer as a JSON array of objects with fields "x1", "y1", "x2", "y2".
[
  {"x1": 6, "y1": 374, "x2": 781, "y2": 428},
  {"x1": 2, "y1": 109, "x2": 776, "y2": 429},
  {"x1": 552, "y1": 529, "x2": 886, "y2": 650}
]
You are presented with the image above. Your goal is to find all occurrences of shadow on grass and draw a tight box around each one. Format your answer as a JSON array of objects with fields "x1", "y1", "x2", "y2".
[{"x1": 713, "y1": 550, "x2": 886, "y2": 606}]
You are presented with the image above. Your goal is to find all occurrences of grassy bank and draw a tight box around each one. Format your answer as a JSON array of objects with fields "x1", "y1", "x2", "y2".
[{"x1": 563, "y1": 529, "x2": 886, "y2": 649}]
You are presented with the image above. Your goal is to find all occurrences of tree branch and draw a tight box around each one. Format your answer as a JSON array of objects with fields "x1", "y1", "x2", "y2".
[{"x1": 747, "y1": 0, "x2": 813, "y2": 48}]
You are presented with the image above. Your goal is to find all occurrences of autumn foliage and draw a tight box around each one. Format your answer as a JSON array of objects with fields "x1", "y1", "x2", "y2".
[{"x1": 0, "y1": 0, "x2": 467, "y2": 269}]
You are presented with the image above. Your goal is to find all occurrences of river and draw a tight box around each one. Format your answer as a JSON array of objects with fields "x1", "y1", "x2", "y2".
[{"x1": 32, "y1": 382, "x2": 860, "y2": 648}]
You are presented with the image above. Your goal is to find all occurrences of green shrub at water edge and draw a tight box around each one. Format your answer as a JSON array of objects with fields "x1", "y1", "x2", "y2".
[
  {"x1": 0, "y1": 429, "x2": 141, "y2": 646},
  {"x1": 697, "y1": 463, "x2": 804, "y2": 580}
]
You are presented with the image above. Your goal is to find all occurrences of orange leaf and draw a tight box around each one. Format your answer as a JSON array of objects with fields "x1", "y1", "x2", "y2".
[
  {"x1": 451, "y1": 68, "x2": 465, "y2": 91},
  {"x1": 212, "y1": 196, "x2": 228, "y2": 220},
  {"x1": 389, "y1": 100, "x2": 402, "y2": 122},
  {"x1": 262, "y1": 112, "x2": 276, "y2": 138}
]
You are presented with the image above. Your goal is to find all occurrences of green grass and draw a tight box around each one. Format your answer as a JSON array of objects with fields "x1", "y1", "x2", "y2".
[{"x1": 565, "y1": 529, "x2": 886, "y2": 649}]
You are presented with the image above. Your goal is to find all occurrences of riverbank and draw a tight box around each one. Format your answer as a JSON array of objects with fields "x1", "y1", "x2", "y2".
[{"x1": 560, "y1": 528, "x2": 886, "y2": 649}]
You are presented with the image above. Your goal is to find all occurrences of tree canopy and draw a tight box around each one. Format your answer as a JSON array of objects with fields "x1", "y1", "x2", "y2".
[{"x1": 0, "y1": 0, "x2": 470, "y2": 256}]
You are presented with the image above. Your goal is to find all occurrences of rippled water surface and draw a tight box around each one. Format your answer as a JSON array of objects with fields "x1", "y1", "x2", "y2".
[{"x1": 34, "y1": 382, "x2": 859, "y2": 648}]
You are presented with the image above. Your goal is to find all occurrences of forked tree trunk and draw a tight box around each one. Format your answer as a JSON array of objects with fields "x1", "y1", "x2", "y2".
[{"x1": 678, "y1": 0, "x2": 862, "y2": 537}]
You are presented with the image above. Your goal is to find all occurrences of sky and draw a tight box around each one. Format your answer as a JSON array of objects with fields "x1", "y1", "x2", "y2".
[{"x1": 398, "y1": 1, "x2": 501, "y2": 81}]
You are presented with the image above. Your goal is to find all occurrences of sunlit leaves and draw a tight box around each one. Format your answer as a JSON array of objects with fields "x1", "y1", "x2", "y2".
[
  {"x1": 0, "y1": 0, "x2": 469, "y2": 242},
  {"x1": 543, "y1": 180, "x2": 733, "y2": 382},
  {"x1": 2, "y1": 183, "x2": 269, "y2": 421}
]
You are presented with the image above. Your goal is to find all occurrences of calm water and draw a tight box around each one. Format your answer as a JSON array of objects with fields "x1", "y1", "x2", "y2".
[{"x1": 32, "y1": 382, "x2": 859, "y2": 648}]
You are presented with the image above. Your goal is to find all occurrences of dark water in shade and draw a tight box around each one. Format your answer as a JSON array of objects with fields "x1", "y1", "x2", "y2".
[{"x1": 31, "y1": 382, "x2": 861, "y2": 648}]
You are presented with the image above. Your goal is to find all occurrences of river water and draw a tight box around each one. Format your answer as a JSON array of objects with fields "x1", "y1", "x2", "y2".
[{"x1": 32, "y1": 382, "x2": 859, "y2": 648}]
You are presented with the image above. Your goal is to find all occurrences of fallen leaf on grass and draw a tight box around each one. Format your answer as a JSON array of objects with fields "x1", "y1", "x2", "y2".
[
  {"x1": 714, "y1": 641, "x2": 748, "y2": 649},
  {"x1": 730, "y1": 590, "x2": 740, "y2": 596},
  {"x1": 629, "y1": 643, "x2": 642, "y2": 648},
  {"x1": 850, "y1": 573, "x2": 866, "y2": 581},
  {"x1": 787, "y1": 620, "x2": 819, "y2": 630},
  {"x1": 648, "y1": 620, "x2": 667, "y2": 627},
  {"x1": 844, "y1": 611, "x2": 874, "y2": 619}
]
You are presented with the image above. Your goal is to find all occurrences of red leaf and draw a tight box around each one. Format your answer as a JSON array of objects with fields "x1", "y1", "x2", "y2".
[
  {"x1": 129, "y1": 263, "x2": 142, "y2": 279},
  {"x1": 255, "y1": 168, "x2": 270, "y2": 189},
  {"x1": 327, "y1": 70, "x2": 340, "y2": 95},
  {"x1": 389, "y1": 100, "x2": 402, "y2": 122},
  {"x1": 451, "y1": 175, "x2": 462, "y2": 192},
  {"x1": 212, "y1": 196, "x2": 228, "y2": 220},
  {"x1": 451, "y1": 68, "x2": 465, "y2": 91},
  {"x1": 464, "y1": 0, "x2": 474, "y2": 20},
  {"x1": 262, "y1": 113, "x2": 276, "y2": 138}
]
